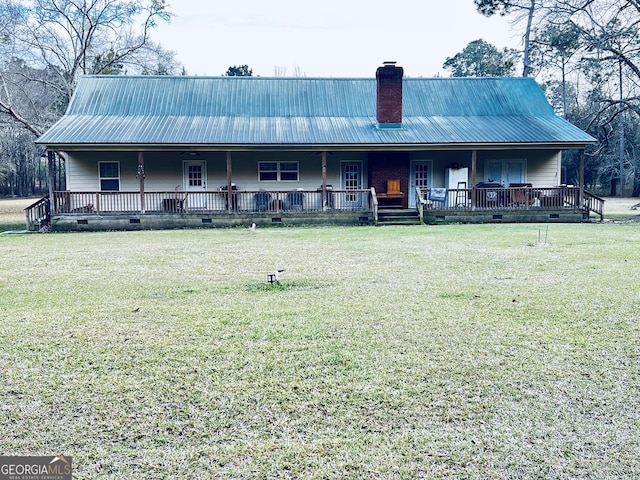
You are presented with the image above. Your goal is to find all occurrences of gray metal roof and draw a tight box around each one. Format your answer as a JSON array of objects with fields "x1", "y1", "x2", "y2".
[{"x1": 37, "y1": 75, "x2": 596, "y2": 149}]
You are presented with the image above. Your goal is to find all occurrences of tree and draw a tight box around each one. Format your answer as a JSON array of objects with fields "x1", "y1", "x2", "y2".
[
  {"x1": 443, "y1": 39, "x2": 519, "y2": 77},
  {"x1": 532, "y1": 23, "x2": 582, "y2": 116},
  {"x1": 476, "y1": 0, "x2": 640, "y2": 196},
  {"x1": 474, "y1": 0, "x2": 539, "y2": 77},
  {"x1": 0, "y1": 0, "x2": 176, "y2": 136},
  {"x1": 225, "y1": 65, "x2": 253, "y2": 77},
  {"x1": 546, "y1": 0, "x2": 640, "y2": 196}
]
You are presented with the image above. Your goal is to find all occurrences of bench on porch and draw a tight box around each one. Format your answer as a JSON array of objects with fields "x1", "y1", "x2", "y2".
[{"x1": 377, "y1": 180, "x2": 405, "y2": 207}]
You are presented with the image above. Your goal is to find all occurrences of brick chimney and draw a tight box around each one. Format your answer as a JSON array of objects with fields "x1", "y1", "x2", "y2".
[{"x1": 376, "y1": 62, "x2": 403, "y2": 127}]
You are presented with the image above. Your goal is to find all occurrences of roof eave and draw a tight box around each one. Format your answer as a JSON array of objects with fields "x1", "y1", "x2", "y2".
[{"x1": 39, "y1": 141, "x2": 596, "y2": 152}]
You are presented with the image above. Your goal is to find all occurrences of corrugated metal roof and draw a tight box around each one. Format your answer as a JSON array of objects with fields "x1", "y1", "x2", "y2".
[{"x1": 37, "y1": 75, "x2": 596, "y2": 147}]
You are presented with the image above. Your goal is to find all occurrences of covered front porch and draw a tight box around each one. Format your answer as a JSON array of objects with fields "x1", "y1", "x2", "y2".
[
  {"x1": 413, "y1": 185, "x2": 603, "y2": 224},
  {"x1": 25, "y1": 185, "x2": 604, "y2": 231},
  {"x1": 26, "y1": 188, "x2": 375, "y2": 231}
]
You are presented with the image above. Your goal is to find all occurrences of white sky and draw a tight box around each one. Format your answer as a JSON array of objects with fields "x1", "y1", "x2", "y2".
[{"x1": 155, "y1": 0, "x2": 521, "y2": 78}]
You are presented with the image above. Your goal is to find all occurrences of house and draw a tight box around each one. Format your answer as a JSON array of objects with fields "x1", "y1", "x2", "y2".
[{"x1": 30, "y1": 63, "x2": 600, "y2": 231}]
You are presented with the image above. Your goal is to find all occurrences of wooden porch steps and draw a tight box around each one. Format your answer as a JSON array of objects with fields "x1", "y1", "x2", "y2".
[{"x1": 377, "y1": 208, "x2": 422, "y2": 226}]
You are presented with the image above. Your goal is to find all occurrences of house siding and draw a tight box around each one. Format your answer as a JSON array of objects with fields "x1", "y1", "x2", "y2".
[
  {"x1": 65, "y1": 151, "x2": 371, "y2": 193},
  {"x1": 476, "y1": 150, "x2": 560, "y2": 187}
]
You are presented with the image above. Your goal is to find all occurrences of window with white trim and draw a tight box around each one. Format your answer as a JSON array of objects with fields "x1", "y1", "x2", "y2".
[
  {"x1": 99, "y1": 162, "x2": 120, "y2": 191},
  {"x1": 258, "y1": 161, "x2": 299, "y2": 181}
]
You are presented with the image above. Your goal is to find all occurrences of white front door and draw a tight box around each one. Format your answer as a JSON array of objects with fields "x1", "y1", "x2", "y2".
[
  {"x1": 341, "y1": 162, "x2": 362, "y2": 206},
  {"x1": 183, "y1": 161, "x2": 207, "y2": 209},
  {"x1": 409, "y1": 160, "x2": 431, "y2": 207}
]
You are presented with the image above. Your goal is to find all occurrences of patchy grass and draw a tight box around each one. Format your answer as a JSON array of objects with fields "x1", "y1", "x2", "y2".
[
  {"x1": 600, "y1": 196, "x2": 640, "y2": 221},
  {"x1": 0, "y1": 197, "x2": 35, "y2": 231},
  {"x1": 1, "y1": 224, "x2": 640, "y2": 478}
]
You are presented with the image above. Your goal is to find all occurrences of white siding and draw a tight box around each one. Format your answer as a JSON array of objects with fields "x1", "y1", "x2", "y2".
[
  {"x1": 525, "y1": 151, "x2": 561, "y2": 187},
  {"x1": 66, "y1": 151, "x2": 367, "y2": 192}
]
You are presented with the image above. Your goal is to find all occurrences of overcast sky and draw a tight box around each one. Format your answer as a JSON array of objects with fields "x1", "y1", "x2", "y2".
[{"x1": 154, "y1": 0, "x2": 521, "y2": 78}]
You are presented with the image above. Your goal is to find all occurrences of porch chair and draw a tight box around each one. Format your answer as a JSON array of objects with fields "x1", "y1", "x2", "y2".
[
  {"x1": 287, "y1": 190, "x2": 304, "y2": 210},
  {"x1": 254, "y1": 191, "x2": 271, "y2": 211},
  {"x1": 377, "y1": 179, "x2": 405, "y2": 206},
  {"x1": 508, "y1": 183, "x2": 533, "y2": 206}
]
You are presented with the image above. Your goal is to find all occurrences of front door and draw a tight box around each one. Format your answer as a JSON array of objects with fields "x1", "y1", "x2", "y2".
[
  {"x1": 409, "y1": 160, "x2": 431, "y2": 207},
  {"x1": 183, "y1": 160, "x2": 207, "y2": 209},
  {"x1": 341, "y1": 162, "x2": 362, "y2": 207},
  {"x1": 505, "y1": 161, "x2": 525, "y2": 187}
]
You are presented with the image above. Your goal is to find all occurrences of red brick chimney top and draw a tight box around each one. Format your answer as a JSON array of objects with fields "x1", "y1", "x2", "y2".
[{"x1": 376, "y1": 62, "x2": 403, "y2": 127}]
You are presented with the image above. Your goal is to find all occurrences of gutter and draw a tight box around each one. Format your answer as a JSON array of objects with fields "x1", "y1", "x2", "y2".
[{"x1": 37, "y1": 141, "x2": 597, "y2": 152}]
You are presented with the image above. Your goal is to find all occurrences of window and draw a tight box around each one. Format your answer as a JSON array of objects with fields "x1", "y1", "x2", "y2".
[
  {"x1": 259, "y1": 161, "x2": 298, "y2": 181},
  {"x1": 99, "y1": 162, "x2": 120, "y2": 191},
  {"x1": 259, "y1": 162, "x2": 278, "y2": 181},
  {"x1": 280, "y1": 162, "x2": 298, "y2": 181}
]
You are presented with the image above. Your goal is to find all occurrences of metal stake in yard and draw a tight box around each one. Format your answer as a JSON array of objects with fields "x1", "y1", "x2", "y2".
[{"x1": 267, "y1": 269, "x2": 285, "y2": 284}]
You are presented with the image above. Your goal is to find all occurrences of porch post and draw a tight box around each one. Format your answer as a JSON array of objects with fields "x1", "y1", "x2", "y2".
[
  {"x1": 138, "y1": 151, "x2": 145, "y2": 213},
  {"x1": 226, "y1": 151, "x2": 233, "y2": 213},
  {"x1": 321, "y1": 151, "x2": 327, "y2": 208},
  {"x1": 47, "y1": 150, "x2": 55, "y2": 213},
  {"x1": 579, "y1": 148, "x2": 585, "y2": 207},
  {"x1": 471, "y1": 149, "x2": 477, "y2": 210}
]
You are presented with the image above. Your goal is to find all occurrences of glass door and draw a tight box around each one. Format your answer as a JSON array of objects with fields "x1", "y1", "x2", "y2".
[
  {"x1": 341, "y1": 162, "x2": 362, "y2": 207},
  {"x1": 410, "y1": 160, "x2": 430, "y2": 207},
  {"x1": 183, "y1": 160, "x2": 207, "y2": 209},
  {"x1": 485, "y1": 160, "x2": 525, "y2": 186}
]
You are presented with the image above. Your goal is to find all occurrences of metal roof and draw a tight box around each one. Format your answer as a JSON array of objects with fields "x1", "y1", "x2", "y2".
[{"x1": 37, "y1": 75, "x2": 596, "y2": 149}]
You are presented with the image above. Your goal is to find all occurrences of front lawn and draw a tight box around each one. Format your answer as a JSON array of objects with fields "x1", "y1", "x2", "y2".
[
  {"x1": 1, "y1": 224, "x2": 639, "y2": 478},
  {"x1": 0, "y1": 197, "x2": 34, "y2": 231}
]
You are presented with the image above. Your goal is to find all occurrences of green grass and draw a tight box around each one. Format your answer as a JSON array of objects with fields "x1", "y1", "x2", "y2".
[
  {"x1": 0, "y1": 197, "x2": 33, "y2": 231},
  {"x1": 1, "y1": 222, "x2": 640, "y2": 478}
]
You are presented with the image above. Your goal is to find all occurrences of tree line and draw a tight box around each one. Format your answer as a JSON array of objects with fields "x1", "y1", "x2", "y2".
[
  {"x1": 0, "y1": 0, "x2": 180, "y2": 196},
  {"x1": 445, "y1": 0, "x2": 640, "y2": 196},
  {"x1": 2, "y1": 0, "x2": 640, "y2": 197}
]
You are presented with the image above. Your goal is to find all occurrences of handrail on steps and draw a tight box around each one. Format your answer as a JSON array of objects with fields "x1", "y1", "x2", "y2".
[
  {"x1": 24, "y1": 196, "x2": 51, "y2": 231},
  {"x1": 415, "y1": 186, "x2": 426, "y2": 224},
  {"x1": 371, "y1": 187, "x2": 379, "y2": 224},
  {"x1": 583, "y1": 191, "x2": 605, "y2": 221}
]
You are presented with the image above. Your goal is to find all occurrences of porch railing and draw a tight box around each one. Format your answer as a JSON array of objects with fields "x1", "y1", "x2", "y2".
[
  {"x1": 415, "y1": 186, "x2": 427, "y2": 224},
  {"x1": 24, "y1": 196, "x2": 51, "y2": 231},
  {"x1": 419, "y1": 186, "x2": 584, "y2": 211},
  {"x1": 51, "y1": 189, "x2": 374, "y2": 215},
  {"x1": 583, "y1": 191, "x2": 605, "y2": 221}
]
